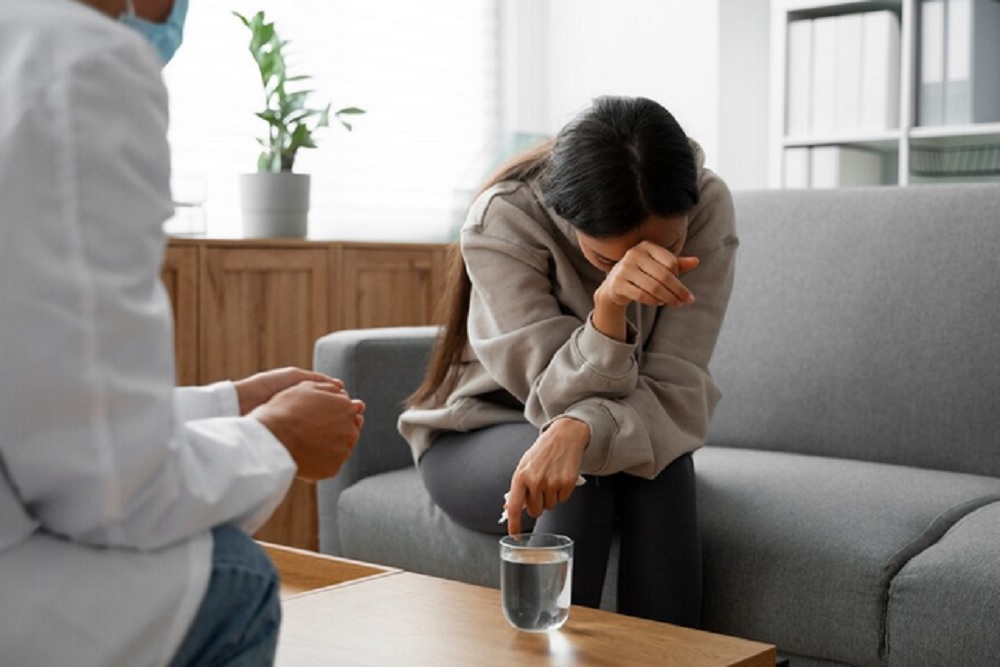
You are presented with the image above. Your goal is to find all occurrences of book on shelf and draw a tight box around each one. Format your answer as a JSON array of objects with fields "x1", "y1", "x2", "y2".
[
  {"x1": 810, "y1": 147, "x2": 883, "y2": 188},
  {"x1": 944, "y1": 0, "x2": 1000, "y2": 124},
  {"x1": 783, "y1": 147, "x2": 812, "y2": 188},
  {"x1": 783, "y1": 147, "x2": 883, "y2": 189},
  {"x1": 836, "y1": 14, "x2": 864, "y2": 134},
  {"x1": 920, "y1": 0, "x2": 1000, "y2": 126},
  {"x1": 919, "y1": 0, "x2": 946, "y2": 126},
  {"x1": 810, "y1": 16, "x2": 839, "y2": 136},
  {"x1": 861, "y1": 10, "x2": 900, "y2": 132},
  {"x1": 786, "y1": 19, "x2": 813, "y2": 136},
  {"x1": 787, "y1": 10, "x2": 900, "y2": 137},
  {"x1": 945, "y1": 0, "x2": 973, "y2": 123}
]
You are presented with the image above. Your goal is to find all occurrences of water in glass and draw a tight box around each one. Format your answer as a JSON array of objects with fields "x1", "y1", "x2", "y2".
[{"x1": 501, "y1": 547, "x2": 572, "y2": 632}]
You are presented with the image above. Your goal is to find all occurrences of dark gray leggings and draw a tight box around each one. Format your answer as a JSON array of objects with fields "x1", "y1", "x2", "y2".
[{"x1": 419, "y1": 422, "x2": 702, "y2": 627}]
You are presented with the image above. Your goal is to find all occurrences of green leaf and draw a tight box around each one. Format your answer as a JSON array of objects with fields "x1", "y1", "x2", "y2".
[
  {"x1": 281, "y1": 91, "x2": 313, "y2": 113},
  {"x1": 235, "y1": 8, "x2": 362, "y2": 171},
  {"x1": 283, "y1": 111, "x2": 324, "y2": 130},
  {"x1": 259, "y1": 23, "x2": 275, "y2": 44},
  {"x1": 317, "y1": 103, "x2": 331, "y2": 128},
  {"x1": 255, "y1": 110, "x2": 285, "y2": 129},
  {"x1": 257, "y1": 152, "x2": 273, "y2": 172},
  {"x1": 289, "y1": 124, "x2": 314, "y2": 149}
]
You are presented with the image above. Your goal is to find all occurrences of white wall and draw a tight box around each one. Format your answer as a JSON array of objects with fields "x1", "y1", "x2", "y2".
[
  {"x1": 500, "y1": 0, "x2": 550, "y2": 137},
  {"x1": 502, "y1": 0, "x2": 721, "y2": 164},
  {"x1": 502, "y1": 0, "x2": 772, "y2": 190},
  {"x1": 717, "y1": 0, "x2": 772, "y2": 190}
]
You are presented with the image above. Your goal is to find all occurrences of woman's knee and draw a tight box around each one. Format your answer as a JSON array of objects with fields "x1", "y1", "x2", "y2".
[{"x1": 419, "y1": 424, "x2": 537, "y2": 533}]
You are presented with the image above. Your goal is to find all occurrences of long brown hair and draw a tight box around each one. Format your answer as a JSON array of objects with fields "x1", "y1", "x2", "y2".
[{"x1": 406, "y1": 139, "x2": 554, "y2": 407}]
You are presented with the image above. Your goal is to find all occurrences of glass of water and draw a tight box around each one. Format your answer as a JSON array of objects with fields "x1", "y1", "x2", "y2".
[{"x1": 499, "y1": 533, "x2": 574, "y2": 632}]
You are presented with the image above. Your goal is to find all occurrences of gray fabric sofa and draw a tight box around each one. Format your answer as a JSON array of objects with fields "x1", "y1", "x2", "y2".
[{"x1": 313, "y1": 184, "x2": 1000, "y2": 667}]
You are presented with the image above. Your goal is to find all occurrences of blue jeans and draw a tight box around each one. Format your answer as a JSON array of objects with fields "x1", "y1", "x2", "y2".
[{"x1": 169, "y1": 525, "x2": 281, "y2": 667}]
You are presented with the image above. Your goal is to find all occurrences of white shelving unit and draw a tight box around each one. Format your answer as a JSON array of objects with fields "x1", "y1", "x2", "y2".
[{"x1": 769, "y1": 0, "x2": 1000, "y2": 187}]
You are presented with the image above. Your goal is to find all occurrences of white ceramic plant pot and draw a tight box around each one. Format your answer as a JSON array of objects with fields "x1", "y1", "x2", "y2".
[{"x1": 240, "y1": 172, "x2": 311, "y2": 238}]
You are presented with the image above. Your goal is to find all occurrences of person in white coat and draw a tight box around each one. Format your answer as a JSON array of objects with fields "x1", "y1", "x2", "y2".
[{"x1": 0, "y1": 0, "x2": 365, "y2": 665}]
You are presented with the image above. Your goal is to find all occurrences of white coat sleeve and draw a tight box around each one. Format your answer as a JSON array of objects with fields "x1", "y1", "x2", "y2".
[
  {"x1": 0, "y1": 37, "x2": 295, "y2": 550},
  {"x1": 175, "y1": 382, "x2": 241, "y2": 422}
]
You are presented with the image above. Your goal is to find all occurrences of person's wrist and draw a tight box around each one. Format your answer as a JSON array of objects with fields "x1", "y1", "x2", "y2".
[
  {"x1": 592, "y1": 288, "x2": 628, "y2": 340},
  {"x1": 252, "y1": 404, "x2": 295, "y2": 451},
  {"x1": 594, "y1": 284, "x2": 626, "y2": 311},
  {"x1": 552, "y1": 416, "x2": 590, "y2": 451},
  {"x1": 234, "y1": 379, "x2": 263, "y2": 415}
]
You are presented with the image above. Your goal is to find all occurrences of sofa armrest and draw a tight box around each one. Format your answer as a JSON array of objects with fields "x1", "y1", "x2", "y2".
[{"x1": 313, "y1": 326, "x2": 439, "y2": 555}]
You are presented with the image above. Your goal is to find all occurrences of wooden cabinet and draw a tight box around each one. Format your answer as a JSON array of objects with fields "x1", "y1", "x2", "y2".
[
  {"x1": 161, "y1": 244, "x2": 199, "y2": 386},
  {"x1": 337, "y1": 246, "x2": 448, "y2": 329},
  {"x1": 161, "y1": 238, "x2": 447, "y2": 550},
  {"x1": 200, "y1": 246, "x2": 330, "y2": 383}
]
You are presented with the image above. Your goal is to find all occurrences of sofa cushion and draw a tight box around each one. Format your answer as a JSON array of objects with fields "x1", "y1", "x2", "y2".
[
  {"x1": 694, "y1": 446, "x2": 1000, "y2": 666},
  {"x1": 712, "y1": 185, "x2": 1000, "y2": 478},
  {"x1": 340, "y1": 466, "x2": 630, "y2": 610},
  {"x1": 338, "y1": 467, "x2": 501, "y2": 588},
  {"x1": 314, "y1": 326, "x2": 438, "y2": 554},
  {"x1": 886, "y1": 501, "x2": 1000, "y2": 667}
]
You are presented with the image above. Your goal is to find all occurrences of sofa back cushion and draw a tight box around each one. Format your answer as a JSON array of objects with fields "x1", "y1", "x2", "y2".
[
  {"x1": 315, "y1": 326, "x2": 438, "y2": 476},
  {"x1": 707, "y1": 184, "x2": 1000, "y2": 478}
]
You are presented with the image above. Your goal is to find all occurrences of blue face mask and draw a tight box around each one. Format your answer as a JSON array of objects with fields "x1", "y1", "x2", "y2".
[{"x1": 119, "y1": 0, "x2": 189, "y2": 65}]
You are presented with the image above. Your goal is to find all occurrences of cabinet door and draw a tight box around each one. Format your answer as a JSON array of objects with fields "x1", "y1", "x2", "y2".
[
  {"x1": 200, "y1": 246, "x2": 329, "y2": 551},
  {"x1": 338, "y1": 246, "x2": 447, "y2": 329},
  {"x1": 161, "y1": 244, "x2": 199, "y2": 386},
  {"x1": 200, "y1": 246, "x2": 330, "y2": 384}
]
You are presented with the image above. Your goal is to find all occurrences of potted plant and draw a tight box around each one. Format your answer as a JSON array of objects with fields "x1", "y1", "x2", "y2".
[{"x1": 234, "y1": 10, "x2": 364, "y2": 237}]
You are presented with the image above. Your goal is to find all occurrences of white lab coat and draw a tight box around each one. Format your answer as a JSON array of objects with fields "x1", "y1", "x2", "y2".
[{"x1": 0, "y1": 1, "x2": 297, "y2": 665}]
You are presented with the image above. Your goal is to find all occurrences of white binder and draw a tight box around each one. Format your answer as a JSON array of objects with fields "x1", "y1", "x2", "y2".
[
  {"x1": 783, "y1": 147, "x2": 812, "y2": 188},
  {"x1": 944, "y1": 0, "x2": 1000, "y2": 124},
  {"x1": 861, "y1": 11, "x2": 901, "y2": 132},
  {"x1": 810, "y1": 146, "x2": 883, "y2": 188},
  {"x1": 786, "y1": 19, "x2": 814, "y2": 136},
  {"x1": 811, "y1": 16, "x2": 839, "y2": 136},
  {"x1": 836, "y1": 14, "x2": 864, "y2": 134},
  {"x1": 919, "y1": 0, "x2": 946, "y2": 126}
]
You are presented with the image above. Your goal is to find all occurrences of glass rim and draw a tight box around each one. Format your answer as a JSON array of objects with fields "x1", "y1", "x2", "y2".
[{"x1": 499, "y1": 532, "x2": 573, "y2": 549}]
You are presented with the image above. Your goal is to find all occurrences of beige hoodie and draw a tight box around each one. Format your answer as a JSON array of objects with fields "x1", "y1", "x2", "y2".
[{"x1": 398, "y1": 142, "x2": 738, "y2": 478}]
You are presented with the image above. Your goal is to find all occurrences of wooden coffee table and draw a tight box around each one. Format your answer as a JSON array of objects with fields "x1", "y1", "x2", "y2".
[{"x1": 262, "y1": 543, "x2": 776, "y2": 667}]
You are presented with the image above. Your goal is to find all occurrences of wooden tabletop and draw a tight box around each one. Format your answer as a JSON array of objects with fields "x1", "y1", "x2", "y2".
[
  {"x1": 263, "y1": 542, "x2": 399, "y2": 599},
  {"x1": 274, "y1": 569, "x2": 776, "y2": 667}
]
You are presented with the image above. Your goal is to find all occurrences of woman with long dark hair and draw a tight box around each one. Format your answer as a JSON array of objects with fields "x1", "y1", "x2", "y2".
[{"x1": 400, "y1": 96, "x2": 738, "y2": 625}]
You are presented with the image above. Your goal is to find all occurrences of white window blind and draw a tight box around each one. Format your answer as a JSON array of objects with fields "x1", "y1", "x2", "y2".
[{"x1": 163, "y1": 0, "x2": 500, "y2": 241}]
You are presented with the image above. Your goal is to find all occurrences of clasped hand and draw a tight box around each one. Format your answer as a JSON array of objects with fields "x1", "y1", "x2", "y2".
[{"x1": 235, "y1": 367, "x2": 365, "y2": 482}]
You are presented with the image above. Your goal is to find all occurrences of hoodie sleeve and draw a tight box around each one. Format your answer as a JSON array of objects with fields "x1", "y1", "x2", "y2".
[
  {"x1": 560, "y1": 173, "x2": 738, "y2": 477},
  {"x1": 462, "y1": 189, "x2": 641, "y2": 423}
]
